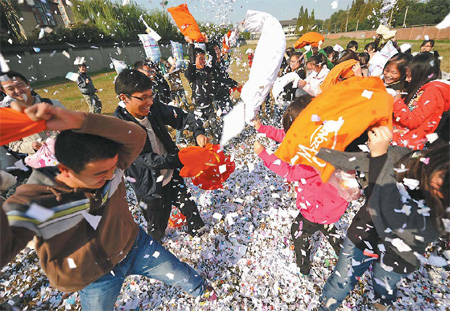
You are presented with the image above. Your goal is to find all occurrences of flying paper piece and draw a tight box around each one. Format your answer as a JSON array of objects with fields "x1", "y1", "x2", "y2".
[
  {"x1": 82, "y1": 210, "x2": 102, "y2": 230},
  {"x1": 26, "y1": 203, "x2": 54, "y2": 222},
  {"x1": 65, "y1": 72, "x2": 79, "y2": 82},
  {"x1": 74, "y1": 56, "x2": 85, "y2": 65},
  {"x1": 110, "y1": 57, "x2": 128, "y2": 74}
]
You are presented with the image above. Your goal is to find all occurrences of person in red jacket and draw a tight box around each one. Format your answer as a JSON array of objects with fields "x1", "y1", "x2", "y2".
[{"x1": 392, "y1": 53, "x2": 450, "y2": 150}]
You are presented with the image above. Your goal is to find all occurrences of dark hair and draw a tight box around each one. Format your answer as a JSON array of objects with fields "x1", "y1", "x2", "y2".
[
  {"x1": 55, "y1": 131, "x2": 121, "y2": 173},
  {"x1": 394, "y1": 144, "x2": 449, "y2": 234},
  {"x1": 346, "y1": 40, "x2": 358, "y2": 51},
  {"x1": 291, "y1": 52, "x2": 303, "y2": 60},
  {"x1": 285, "y1": 47, "x2": 295, "y2": 58},
  {"x1": 133, "y1": 60, "x2": 146, "y2": 70},
  {"x1": 0, "y1": 71, "x2": 29, "y2": 87},
  {"x1": 336, "y1": 49, "x2": 359, "y2": 65},
  {"x1": 306, "y1": 53, "x2": 328, "y2": 69},
  {"x1": 134, "y1": 60, "x2": 158, "y2": 71},
  {"x1": 358, "y1": 52, "x2": 370, "y2": 67},
  {"x1": 282, "y1": 95, "x2": 314, "y2": 132},
  {"x1": 404, "y1": 53, "x2": 441, "y2": 104},
  {"x1": 78, "y1": 63, "x2": 87, "y2": 67},
  {"x1": 383, "y1": 53, "x2": 413, "y2": 85},
  {"x1": 421, "y1": 39, "x2": 435, "y2": 48},
  {"x1": 115, "y1": 69, "x2": 153, "y2": 95},
  {"x1": 323, "y1": 46, "x2": 337, "y2": 64},
  {"x1": 194, "y1": 48, "x2": 205, "y2": 57},
  {"x1": 364, "y1": 42, "x2": 377, "y2": 53}
]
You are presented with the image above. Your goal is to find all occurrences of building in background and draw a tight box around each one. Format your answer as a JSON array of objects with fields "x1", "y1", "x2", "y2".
[
  {"x1": 280, "y1": 19, "x2": 298, "y2": 38},
  {"x1": 16, "y1": 0, "x2": 74, "y2": 37},
  {"x1": 250, "y1": 18, "x2": 298, "y2": 40}
]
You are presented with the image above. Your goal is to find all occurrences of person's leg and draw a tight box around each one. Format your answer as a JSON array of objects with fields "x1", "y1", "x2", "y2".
[
  {"x1": 319, "y1": 223, "x2": 343, "y2": 257},
  {"x1": 82, "y1": 94, "x2": 94, "y2": 113},
  {"x1": 130, "y1": 227, "x2": 206, "y2": 296},
  {"x1": 92, "y1": 94, "x2": 102, "y2": 114},
  {"x1": 372, "y1": 261, "x2": 407, "y2": 307},
  {"x1": 171, "y1": 178, "x2": 205, "y2": 236},
  {"x1": 291, "y1": 212, "x2": 312, "y2": 275},
  {"x1": 78, "y1": 261, "x2": 127, "y2": 311},
  {"x1": 318, "y1": 237, "x2": 375, "y2": 311},
  {"x1": 141, "y1": 188, "x2": 172, "y2": 242}
]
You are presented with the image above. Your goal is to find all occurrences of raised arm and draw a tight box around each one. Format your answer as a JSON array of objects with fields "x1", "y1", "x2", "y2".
[
  {"x1": 23, "y1": 103, "x2": 146, "y2": 170},
  {"x1": 254, "y1": 118, "x2": 286, "y2": 143},
  {"x1": 254, "y1": 141, "x2": 318, "y2": 182}
]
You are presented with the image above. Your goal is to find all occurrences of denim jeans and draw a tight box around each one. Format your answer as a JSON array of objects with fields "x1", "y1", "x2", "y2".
[
  {"x1": 319, "y1": 237, "x2": 407, "y2": 310},
  {"x1": 79, "y1": 227, "x2": 205, "y2": 310}
]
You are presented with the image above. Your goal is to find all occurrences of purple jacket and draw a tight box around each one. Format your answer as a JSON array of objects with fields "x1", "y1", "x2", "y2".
[{"x1": 257, "y1": 124, "x2": 348, "y2": 224}]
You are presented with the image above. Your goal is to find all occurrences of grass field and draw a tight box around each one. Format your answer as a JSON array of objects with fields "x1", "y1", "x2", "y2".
[{"x1": 32, "y1": 39, "x2": 449, "y2": 115}]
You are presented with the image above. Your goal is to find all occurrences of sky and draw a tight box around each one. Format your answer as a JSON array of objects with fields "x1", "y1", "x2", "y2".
[{"x1": 135, "y1": 0, "x2": 354, "y2": 24}]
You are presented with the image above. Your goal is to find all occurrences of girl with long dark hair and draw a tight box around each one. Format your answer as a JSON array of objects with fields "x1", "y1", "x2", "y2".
[{"x1": 392, "y1": 52, "x2": 450, "y2": 150}]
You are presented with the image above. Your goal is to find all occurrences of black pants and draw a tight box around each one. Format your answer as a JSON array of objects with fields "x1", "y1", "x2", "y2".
[
  {"x1": 291, "y1": 212, "x2": 342, "y2": 274},
  {"x1": 195, "y1": 105, "x2": 222, "y2": 144},
  {"x1": 142, "y1": 178, "x2": 204, "y2": 241}
]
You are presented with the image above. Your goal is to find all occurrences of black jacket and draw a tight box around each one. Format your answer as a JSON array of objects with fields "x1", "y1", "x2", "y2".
[
  {"x1": 114, "y1": 100, "x2": 205, "y2": 202},
  {"x1": 185, "y1": 43, "x2": 217, "y2": 109},
  {"x1": 283, "y1": 67, "x2": 307, "y2": 102},
  {"x1": 213, "y1": 58, "x2": 238, "y2": 101},
  {"x1": 152, "y1": 74, "x2": 172, "y2": 104}
]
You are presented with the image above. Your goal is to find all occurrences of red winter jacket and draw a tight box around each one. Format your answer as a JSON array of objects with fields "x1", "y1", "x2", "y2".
[{"x1": 392, "y1": 80, "x2": 450, "y2": 150}]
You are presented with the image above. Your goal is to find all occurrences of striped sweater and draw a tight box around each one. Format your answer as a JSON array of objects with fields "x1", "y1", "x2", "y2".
[{"x1": 1, "y1": 113, "x2": 146, "y2": 292}]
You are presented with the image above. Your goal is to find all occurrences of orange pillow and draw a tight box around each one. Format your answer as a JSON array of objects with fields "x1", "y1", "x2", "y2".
[
  {"x1": 274, "y1": 76, "x2": 393, "y2": 182},
  {"x1": 294, "y1": 32, "x2": 325, "y2": 49},
  {"x1": 167, "y1": 4, "x2": 205, "y2": 42},
  {"x1": 320, "y1": 59, "x2": 358, "y2": 93},
  {"x1": 0, "y1": 108, "x2": 46, "y2": 146},
  {"x1": 179, "y1": 144, "x2": 235, "y2": 190}
]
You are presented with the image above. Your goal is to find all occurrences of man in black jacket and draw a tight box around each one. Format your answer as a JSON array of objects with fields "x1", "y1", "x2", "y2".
[
  {"x1": 114, "y1": 69, "x2": 209, "y2": 241},
  {"x1": 184, "y1": 35, "x2": 221, "y2": 143},
  {"x1": 211, "y1": 42, "x2": 239, "y2": 115}
]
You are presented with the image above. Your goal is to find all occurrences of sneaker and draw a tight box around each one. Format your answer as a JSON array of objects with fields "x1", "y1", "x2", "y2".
[
  {"x1": 186, "y1": 214, "x2": 206, "y2": 237},
  {"x1": 149, "y1": 229, "x2": 165, "y2": 242},
  {"x1": 203, "y1": 285, "x2": 218, "y2": 301},
  {"x1": 296, "y1": 253, "x2": 311, "y2": 275},
  {"x1": 328, "y1": 236, "x2": 342, "y2": 257}
]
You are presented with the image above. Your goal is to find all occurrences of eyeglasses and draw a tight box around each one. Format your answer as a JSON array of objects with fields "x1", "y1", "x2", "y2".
[
  {"x1": 128, "y1": 94, "x2": 154, "y2": 102},
  {"x1": 3, "y1": 82, "x2": 28, "y2": 92}
]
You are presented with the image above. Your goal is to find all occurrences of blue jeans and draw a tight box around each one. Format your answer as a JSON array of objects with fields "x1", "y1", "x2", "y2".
[
  {"x1": 79, "y1": 227, "x2": 205, "y2": 310},
  {"x1": 319, "y1": 237, "x2": 407, "y2": 310}
]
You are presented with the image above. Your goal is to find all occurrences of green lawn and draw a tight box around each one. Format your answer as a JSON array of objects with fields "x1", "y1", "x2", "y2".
[{"x1": 32, "y1": 39, "x2": 449, "y2": 114}]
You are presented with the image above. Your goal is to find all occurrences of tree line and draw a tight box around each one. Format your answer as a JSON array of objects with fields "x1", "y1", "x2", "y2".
[
  {"x1": 2, "y1": 0, "x2": 448, "y2": 45},
  {"x1": 296, "y1": 0, "x2": 449, "y2": 35}
]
